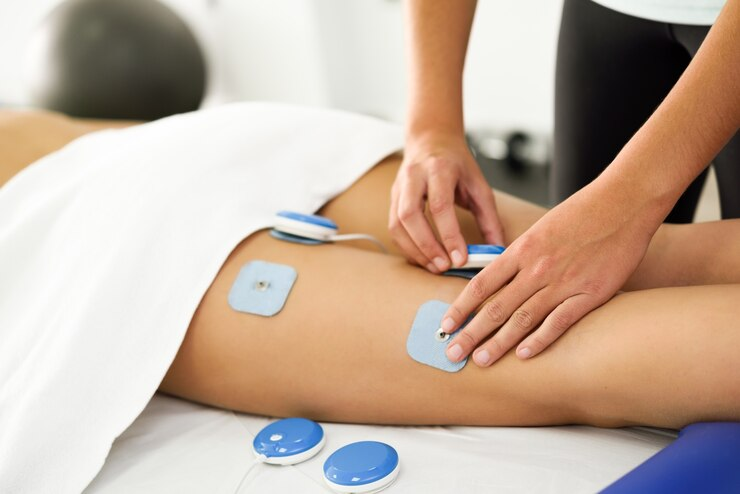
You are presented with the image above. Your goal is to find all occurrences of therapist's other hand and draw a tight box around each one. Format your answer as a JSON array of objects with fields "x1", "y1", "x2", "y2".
[
  {"x1": 389, "y1": 132, "x2": 505, "y2": 273},
  {"x1": 442, "y1": 180, "x2": 655, "y2": 366}
]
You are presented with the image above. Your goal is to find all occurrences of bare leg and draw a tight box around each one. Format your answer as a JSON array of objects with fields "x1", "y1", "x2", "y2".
[
  {"x1": 161, "y1": 227, "x2": 740, "y2": 429},
  {"x1": 160, "y1": 159, "x2": 740, "y2": 429},
  {"x1": 2, "y1": 111, "x2": 738, "y2": 428}
]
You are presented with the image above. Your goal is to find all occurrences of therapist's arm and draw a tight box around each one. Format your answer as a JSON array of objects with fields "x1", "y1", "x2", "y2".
[
  {"x1": 389, "y1": 0, "x2": 505, "y2": 274},
  {"x1": 442, "y1": 0, "x2": 740, "y2": 367}
]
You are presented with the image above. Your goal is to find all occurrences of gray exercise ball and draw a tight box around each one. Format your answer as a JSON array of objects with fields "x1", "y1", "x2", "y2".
[{"x1": 25, "y1": 0, "x2": 207, "y2": 120}]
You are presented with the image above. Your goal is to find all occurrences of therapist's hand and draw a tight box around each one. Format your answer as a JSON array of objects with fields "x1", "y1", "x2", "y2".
[
  {"x1": 441, "y1": 178, "x2": 658, "y2": 366},
  {"x1": 389, "y1": 132, "x2": 505, "y2": 273}
]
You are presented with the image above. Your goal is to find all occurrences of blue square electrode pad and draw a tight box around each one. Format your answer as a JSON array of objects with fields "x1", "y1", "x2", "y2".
[
  {"x1": 406, "y1": 300, "x2": 470, "y2": 372},
  {"x1": 228, "y1": 260, "x2": 298, "y2": 317}
]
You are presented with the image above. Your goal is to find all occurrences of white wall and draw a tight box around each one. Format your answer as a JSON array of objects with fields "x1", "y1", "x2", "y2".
[
  {"x1": 466, "y1": 0, "x2": 562, "y2": 133},
  {"x1": 0, "y1": 0, "x2": 563, "y2": 134}
]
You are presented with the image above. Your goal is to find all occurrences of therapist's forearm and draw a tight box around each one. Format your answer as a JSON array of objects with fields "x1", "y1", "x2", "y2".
[
  {"x1": 404, "y1": 0, "x2": 477, "y2": 137},
  {"x1": 599, "y1": 0, "x2": 740, "y2": 229}
]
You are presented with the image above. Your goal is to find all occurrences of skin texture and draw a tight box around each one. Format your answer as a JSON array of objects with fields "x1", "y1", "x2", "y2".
[
  {"x1": 396, "y1": 0, "x2": 740, "y2": 369},
  {"x1": 2, "y1": 111, "x2": 739, "y2": 430}
]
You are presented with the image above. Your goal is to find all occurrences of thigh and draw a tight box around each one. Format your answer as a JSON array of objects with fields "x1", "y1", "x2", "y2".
[
  {"x1": 160, "y1": 227, "x2": 740, "y2": 429},
  {"x1": 554, "y1": 0, "x2": 706, "y2": 223}
]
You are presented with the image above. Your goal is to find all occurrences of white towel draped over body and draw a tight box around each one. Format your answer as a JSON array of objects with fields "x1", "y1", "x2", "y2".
[{"x1": 0, "y1": 103, "x2": 403, "y2": 493}]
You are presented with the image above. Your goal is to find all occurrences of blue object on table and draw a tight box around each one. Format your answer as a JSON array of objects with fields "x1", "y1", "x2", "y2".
[
  {"x1": 228, "y1": 260, "x2": 298, "y2": 317},
  {"x1": 602, "y1": 422, "x2": 740, "y2": 493},
  {"x1": 253, "y1": 418, "x2": 325, "y2": 465},
  {"x1": 323, "y1": 441, "x2": 400, "y2": 493}
]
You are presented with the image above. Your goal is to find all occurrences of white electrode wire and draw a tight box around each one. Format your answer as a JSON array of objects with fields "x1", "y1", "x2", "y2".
[
  {"x1": 329, "y1": 233, "x2": 388, "y2": 253},
  {"x1": 234, "y1": 453, "x2": 333, "y2": 494},
  {"x1": 234, "y1": 458, "x2": 261, "y2": 494}
]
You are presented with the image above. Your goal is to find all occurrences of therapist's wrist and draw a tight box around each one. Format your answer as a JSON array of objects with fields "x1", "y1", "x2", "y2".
[
  {"x1": 406, "y1": 120, "x2": 466, "y2": 142},
  {"x1": 404, "y1": 130, "x2": 472, "y2": 163},
  {"x1": 406, "y1": 99, "x2": 465, "y2": 139},
  {"x1": 594, "y1": 158, "x2": 677, "y2": 237}
]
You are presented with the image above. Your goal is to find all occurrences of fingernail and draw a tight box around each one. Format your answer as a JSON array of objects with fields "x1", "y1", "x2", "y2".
[
  {"x1": 518, "y1": 347, "x2": 532, "y2": 359},
  {"x1": 474, "y1": 349, "x2": 490, "y2": 366},
  {"x1": 450, "y1": 249, "x2": 464, "y2": 267},
  {"x1": 441, "y1": 317, "x2": 456, "y2": 332},
  {"x1": 433, "y1": 256, "x2": 448, "y2": 271},
  {"x1": 446, "y1": 343, "x2": 463, "y2": 361},
  {"x1": 426, "y1": 263, "x2": 437, "y2": 273}
]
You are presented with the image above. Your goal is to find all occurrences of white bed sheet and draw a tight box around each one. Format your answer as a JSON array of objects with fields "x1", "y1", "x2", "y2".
[{"x1": 85, "y1": 394, "x2": 676, "y2": 493}]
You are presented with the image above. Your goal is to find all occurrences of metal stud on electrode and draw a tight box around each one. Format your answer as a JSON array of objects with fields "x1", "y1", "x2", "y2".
[
  {"x1": 434, "y1": 327, "x2": 450, "y2": 342},
  {"x1": 254, "y1": 280, "x2": 270, "y2": 292}
]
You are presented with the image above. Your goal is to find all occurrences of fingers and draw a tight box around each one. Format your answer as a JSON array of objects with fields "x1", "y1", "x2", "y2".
[
  {"x1": 396, "y1": 170, "x2": 451, "y2": 272},
  {"x1": 516, "y1": 294, "x2": 599, "y2": 360},
  {"x1": 388, "y1": 183, "x2": 441, "y2": 273},
  {"x1": 427, "y1": 169, "x2": 467, "y2": 267},
  {"x1": 469, "y1": 288, "x2": 558, "y2": 366},
  {"x1": 441, "y1": 255, "x2": 518, "y2": 354},
  {"x1": 467, "y1": 181, "x2": 506, "y2": 246},
  {"x1": 457, "y1": 291, "x2": 601, "y2": 367},
  {"x1": 389, "y1": 145, "x2": 506, "y2": 272}
]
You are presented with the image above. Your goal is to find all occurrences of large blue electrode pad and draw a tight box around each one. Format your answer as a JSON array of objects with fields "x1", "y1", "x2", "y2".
[
  {"x1": 253, "y1": 418, "x2": 325, "y2": 465},
  {"x1": 323, "y1": 441, "x2": 400, "y2": 493},
  {"x1": 228, "y1": 260, "x2": 297, "y2": 317},
  {"x1": 406, "y1": 300, "x2": 469, "y2": 372}
]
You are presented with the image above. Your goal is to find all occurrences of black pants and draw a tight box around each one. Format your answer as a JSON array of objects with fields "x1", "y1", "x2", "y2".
[{"x1": 553, "y1": 0, "x2": 739, "y2": 222}]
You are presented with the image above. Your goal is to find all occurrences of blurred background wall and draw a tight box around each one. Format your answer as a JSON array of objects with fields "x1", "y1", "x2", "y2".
[
  {"x1": 0, "y1": 0, "x2": 720, "y2": 217},
  {"x1": 0, "y1": 0, "x2": 562, "y2": 134}
]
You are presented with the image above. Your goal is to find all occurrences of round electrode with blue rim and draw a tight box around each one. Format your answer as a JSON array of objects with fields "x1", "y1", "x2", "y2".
[
  {"x1": 461, "y1": 244, "x2": 505, "y2": 269},
  {"x1": 323, "y1": 441, "x2": 400, "y2": 493},
  {"x1": 269, "y1": 229, "x2": 325, "y2": 245},
  {"x1": 273, "y1": 210, "x2": 338, "y2": 243},
  {"x1": 270, "y1": 210, "x2": 389, "y2": 252},
  {"x1": 252, "y1": 417, "x2": 325, "y2": 465}
]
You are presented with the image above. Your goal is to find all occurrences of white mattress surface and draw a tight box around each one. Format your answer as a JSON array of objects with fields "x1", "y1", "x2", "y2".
[{"x1": 86, "y1": 394, "x2": 676, "y2": 493}]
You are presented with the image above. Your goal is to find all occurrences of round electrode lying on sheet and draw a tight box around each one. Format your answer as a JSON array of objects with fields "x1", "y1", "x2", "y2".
[
  {"x1": 460, "y1": 244, "x2": 506, "y2": 269},
  {"x1": 253, "y1": 418, "x2": 325, "y2": 465},
  {"x1": 323, "y1": 441, "x2": 400, "y2": 493}
]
